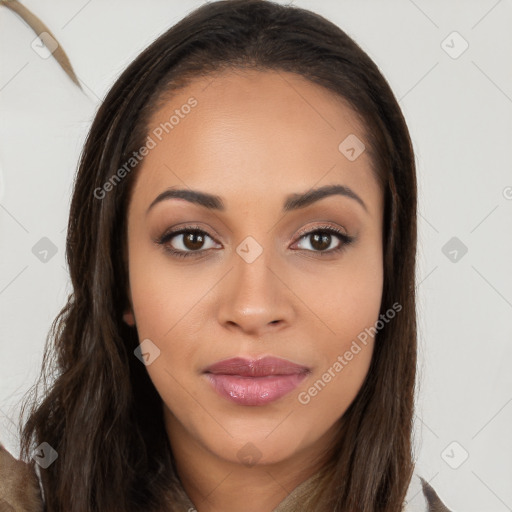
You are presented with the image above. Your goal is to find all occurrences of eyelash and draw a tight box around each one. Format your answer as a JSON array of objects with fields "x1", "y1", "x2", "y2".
[{"x1": 156, "y1": 224, "x2": 355, "y2": 259}]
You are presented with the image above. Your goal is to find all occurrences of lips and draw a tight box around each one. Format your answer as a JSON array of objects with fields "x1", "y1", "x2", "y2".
[{"x1": 203, "y1": 356, "x2": 310, "y2": 406}]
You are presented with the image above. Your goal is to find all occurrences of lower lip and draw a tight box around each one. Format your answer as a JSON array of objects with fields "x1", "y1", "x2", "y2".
[{"x1": 205, "y1": 373, "x2": 308, "y2": 406}]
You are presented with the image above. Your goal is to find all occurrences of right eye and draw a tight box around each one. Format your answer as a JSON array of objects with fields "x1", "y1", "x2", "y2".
[{"x1": 157, "y1": 226, "x2": 222, "y2": 258}]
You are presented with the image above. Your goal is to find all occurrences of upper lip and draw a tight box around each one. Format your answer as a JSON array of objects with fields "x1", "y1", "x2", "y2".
[{"x1": 203, "y1": 356, "x2": 311, "y2": 377}]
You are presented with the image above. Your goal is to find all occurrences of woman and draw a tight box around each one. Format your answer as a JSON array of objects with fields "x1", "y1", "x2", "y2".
[{"x1": 1, "y1": 1, "x2": 452, "y2": 510}]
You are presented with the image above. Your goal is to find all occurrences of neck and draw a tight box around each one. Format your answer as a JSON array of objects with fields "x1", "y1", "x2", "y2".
[{"x1": 165, "y1": 415, "x2": 332, "y2": 512}]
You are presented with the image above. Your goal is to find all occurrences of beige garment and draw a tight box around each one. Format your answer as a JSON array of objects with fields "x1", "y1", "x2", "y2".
[
  {"x1": 0, "y1": 444, "x2": 452, "y2": 512},
  {"x1": 174, "y1": 469, "x2": 453, "y2": 512},
  {"x1": 0, "y1": 445, "x2": 43, "y2": 512}
]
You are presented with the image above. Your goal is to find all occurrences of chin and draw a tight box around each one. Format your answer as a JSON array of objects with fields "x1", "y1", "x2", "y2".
[{"x1": 208, "y1": 426, "x2": 313, "y2": 468}]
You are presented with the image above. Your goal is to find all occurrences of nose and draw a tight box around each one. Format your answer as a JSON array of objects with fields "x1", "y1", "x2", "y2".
[{"x1": 217, "y1": 248, "x2": 295, "y2": 337}]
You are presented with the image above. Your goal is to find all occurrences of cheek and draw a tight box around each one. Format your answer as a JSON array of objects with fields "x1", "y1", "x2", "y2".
[
  {"x1": 127, "y1": 259, "x2": 207, "y2": 429},
  {"x1": 293, "y1": 285, "x2": 381, "y2": 432},
  {"x1": 292, "y1": 244, "x2": 383, "y2": 412},
  {"x1": 293, "y1": 240, "x2": 383, "y2": 345},
  {"x1": 126, "y1": 245, "x2": 214, "y2": 401},
  {"x1": 127, "y1": 241, "x2": 211, "y2": 340}
]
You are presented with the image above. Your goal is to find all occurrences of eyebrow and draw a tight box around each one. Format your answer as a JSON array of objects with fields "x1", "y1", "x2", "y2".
[{"x1": 146, "y1": 184, "x2": 367, "y2": 214}]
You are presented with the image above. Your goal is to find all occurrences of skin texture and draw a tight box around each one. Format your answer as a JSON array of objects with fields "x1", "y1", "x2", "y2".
[{"x1": 124, "y1": 69, "x2": 384, "y2": 512}]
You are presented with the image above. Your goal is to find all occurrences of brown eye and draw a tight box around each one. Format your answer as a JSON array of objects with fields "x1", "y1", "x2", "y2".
[
  {"x1": 310, "y1": 232, "x2": 332, "y2": 251},
  {"x1": 157, "y1": 227, "x2": 221, "y2": 258},
  {"x1": 294, "y1": 226, "x2": 354, "y2": 254},
  {"x1": 182, "y1": 231, "x2": 206, "y2": 250}
]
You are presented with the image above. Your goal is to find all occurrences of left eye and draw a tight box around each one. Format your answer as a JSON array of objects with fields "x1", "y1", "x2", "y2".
[{"x1": 294, "y1": 227, "x2": 353, "y2": 253}]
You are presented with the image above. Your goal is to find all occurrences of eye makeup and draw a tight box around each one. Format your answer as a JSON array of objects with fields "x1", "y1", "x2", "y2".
[{"x1": 154, "y1": 223, "x2": 356, "y2": 259}]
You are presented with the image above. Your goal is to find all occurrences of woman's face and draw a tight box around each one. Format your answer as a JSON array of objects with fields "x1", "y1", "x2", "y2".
[{"x1": 124, "y1": 69, "x2": 384, "y2": 471}]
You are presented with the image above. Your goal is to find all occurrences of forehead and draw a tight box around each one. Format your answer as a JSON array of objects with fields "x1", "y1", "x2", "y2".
[{"x1": 130, "y1": 69, "x2": 381, "y2": 213}]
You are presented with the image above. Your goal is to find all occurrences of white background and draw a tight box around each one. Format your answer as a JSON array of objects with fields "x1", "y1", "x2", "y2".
[{"x1": 1, "y1": 1, "x2": 511, "y2": 510}]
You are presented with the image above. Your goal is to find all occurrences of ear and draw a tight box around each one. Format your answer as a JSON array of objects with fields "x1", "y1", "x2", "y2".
[
  {"x1": 123, "y1": 308, "x2": 135, "y2": 326},
  {"x1": 123, "y1": 287, "x2": 135, "y2": 326}
]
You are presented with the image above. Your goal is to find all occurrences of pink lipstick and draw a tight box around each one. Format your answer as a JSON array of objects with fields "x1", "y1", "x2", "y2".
[{"x1": 203, "y1": 356, "x2": 310, "y2": 406}]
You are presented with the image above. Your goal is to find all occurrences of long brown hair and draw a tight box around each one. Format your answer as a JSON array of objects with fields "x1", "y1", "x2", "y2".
[{"x1": 20, "y1": 1, "x2": 417, "y2": 510}]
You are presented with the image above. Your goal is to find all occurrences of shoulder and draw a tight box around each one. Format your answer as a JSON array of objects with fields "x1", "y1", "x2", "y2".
[
  {"x1": 405, "y1": 472, "x2": 453, "y2": 512},
  {"x1": 0, "y1": 444, "x2": 43, "y2": 512}
]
